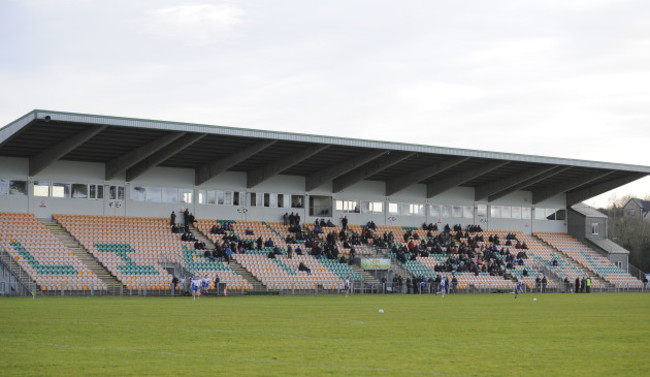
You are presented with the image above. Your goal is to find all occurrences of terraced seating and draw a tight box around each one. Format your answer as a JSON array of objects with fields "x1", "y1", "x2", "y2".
[
  {"x1": 193, "y1": 219, "x2": 232, "y2": 248},
  {"x1": 181, "y1": 246, "x2": 250, "y2": 290},
  {"x1": 536, "y1": 233, "x2": 642, "y2": 289},
  {"x1": 195, "y1": 219, "x2": 289, "y2": 255},
  {"x1": 318, "y1": 257, "x2": 364, "y2": 282},
  {"x1": 0, "y1": 212, "x2": 106, "y2": 291},
  {"x1": 54, "y1": 215, "x2": 249, "y2": 291},
  {"x1": 403, "y1": 258, "x2": 437, "y2": 281},
  {"x1": 233, "y1": 254, "x2": 345, "y2": 290},
  {"x1": 391, "y1": 229, "x2": 554, "y2": 290}
]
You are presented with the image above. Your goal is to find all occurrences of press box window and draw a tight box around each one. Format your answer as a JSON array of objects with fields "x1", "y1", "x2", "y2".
[{"x1": 34, "y1": 181, "x2": 51, "y2": 197}]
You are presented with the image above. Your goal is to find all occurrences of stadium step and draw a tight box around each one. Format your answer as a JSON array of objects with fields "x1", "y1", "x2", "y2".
[
  {"x1": 532, "y1": 235, "x2": 613, "y2": 289},
  {"x1": 188, "y1": 223, "x2": 262, "y2": 288},
  {"x1": 187, "y1": 223, "x2": 215, "y2": 253},
  {"x1": 225, "y1": 258, "x2": 262, "y2": 288},
  {"x1": 350, "y1": 264, "x2": 381, "y2": 286},
  {"x1": 40, "y1": 219, "x2": 123, "y2": 295},
  {"x1": 388, "y1": 258, "x2": 412, "y2": 281}
]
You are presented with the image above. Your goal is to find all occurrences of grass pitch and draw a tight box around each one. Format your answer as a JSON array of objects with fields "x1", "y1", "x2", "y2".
[{"x1": 1, "y1": 293, "x2": 648, "y2": 376}]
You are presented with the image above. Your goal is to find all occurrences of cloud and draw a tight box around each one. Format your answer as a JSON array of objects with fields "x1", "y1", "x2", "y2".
[{"x1": 139, "y1": 3, "x2": 245, "y2": 45}]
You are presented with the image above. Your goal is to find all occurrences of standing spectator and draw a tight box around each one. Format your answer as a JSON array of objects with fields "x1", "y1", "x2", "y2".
[
  {"x1": 171, "y1": 276, "x2": 178, "y2": 292},
  {"x1": 170, "y1": 211, "x2": 176, "y2": 226},
  {"x1": 575, "y1": 277, "x2": 580, "y2": 293},
  {"x1": 541, "y1": 276, "x2": 547, "y2": 293},
  {"x1": 341, "y1": 216, "x2": 348, "y2": 230},
  {"x1": 585, "y1": 276, "x2": 591, "y2": 293},
  {"x1": 580, "y1": 277, "x2": 586, "y2": 293}
]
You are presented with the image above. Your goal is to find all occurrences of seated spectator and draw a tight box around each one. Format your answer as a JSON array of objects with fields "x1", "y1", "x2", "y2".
[
  {"x1": 210, "y1": 222, "x2": 223, "y2": 234},
  {"x1": 245, "y1": 227, "x2": 254, "y2": 236},
  {"x1": 264, "y1": 238, "x2": 274, "y2": 247},
  {"x1": 181, "y1": 232, "x2": 196, "y2": 242},
  {"x1": 298, "y1": 262, "x2": 311, "y2": 274}
]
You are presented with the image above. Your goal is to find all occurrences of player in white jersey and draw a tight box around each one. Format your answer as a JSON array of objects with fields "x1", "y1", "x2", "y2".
[
  {"x1": 191, "y1": 277, "x2": 202, "y2": 300},
  {"x1": 202, "y1": 276, "x2": 211, "y2": 295},
  {"x1": 344, "y1": 276, "x2": 350, "y2": 297},
  {"x1": 438, "y1": 277, "x2": 446, "y2": 298}
]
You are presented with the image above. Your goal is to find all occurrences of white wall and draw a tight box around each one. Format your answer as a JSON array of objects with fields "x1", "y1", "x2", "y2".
[
  {"x1": 0, "y1": 157, "x2": 29, "y2": 212},
  {"x1": 0, "y1": 157, "x2": 569, "y2": 233}
]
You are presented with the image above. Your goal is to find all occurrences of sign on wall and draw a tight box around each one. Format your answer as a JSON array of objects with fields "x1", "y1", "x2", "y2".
[{"x1": 360, "y1": 258, "x2": 391, "y2": 270}]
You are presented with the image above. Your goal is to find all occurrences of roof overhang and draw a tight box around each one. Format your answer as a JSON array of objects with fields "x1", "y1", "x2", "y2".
[{"x1": 1, "y1": 109, "x2": 649, "y2": 204}]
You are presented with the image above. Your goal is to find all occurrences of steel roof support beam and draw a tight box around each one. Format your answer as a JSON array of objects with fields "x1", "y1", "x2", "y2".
[
  {"x1": 196, "y1": 140, "x2": 277, "y2": 186},
  {"x1": 474, "y1": 164, "x2": 560, "y2": 201},
  {"x1": 566, "y1": 172, "x2": 648, "y2": 206},
  {"x1": 105, "y1": 132, "x2": 186, "y2": 180},
  {"x1": 487, "y1": 166, "x2": 572, "y2": 202},
  {"x1": 305, "y1": 150, "x2": 388, "y2": 192},
  {"x1": 29, "y1": 124, "x2": 107, "y2": 176},
  {"x1": 247, "y1": 145, "x2": 330, "y2": 189},
  {"x1": 427, "y1": 160, "x2": 510, "y2": 198},
  {"x1": 532, "y1": 170, "x2": 615, "y2": 205},
  {"x1": 126, "y1": 133, "x2": 207, "y2": 182},
  {"x1": 333, "y1": 152, "x2": 416, "y2": 193},
  {"x1": 385, "y1": 157, "x2": 470, "y2": 197}
]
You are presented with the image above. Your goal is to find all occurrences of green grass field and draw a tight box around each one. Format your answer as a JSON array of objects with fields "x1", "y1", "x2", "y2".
[{"x1": 1, "y1": 293, "x2": 649, "y2": 376}]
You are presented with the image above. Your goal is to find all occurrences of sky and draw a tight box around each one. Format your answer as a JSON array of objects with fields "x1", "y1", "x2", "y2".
[{"x1": 1, "y1": 0, "x2": 649, "y2": 208}]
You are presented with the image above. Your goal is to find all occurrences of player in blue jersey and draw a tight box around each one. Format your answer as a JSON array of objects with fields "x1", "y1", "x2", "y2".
[
  {"x1": 515, "y1": 278, "x2": 523, "y2": 299},
  {"x1": 202, "y1": 276, "x2": 210, "y2": 295},
  {"x1": 438, "y1": 277, "x2": 446, "y2": 298}
]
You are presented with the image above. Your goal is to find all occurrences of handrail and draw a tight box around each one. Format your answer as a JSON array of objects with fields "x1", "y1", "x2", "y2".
[{"x1": 0, "y1": 248, "x2": 35, "y2": 296}]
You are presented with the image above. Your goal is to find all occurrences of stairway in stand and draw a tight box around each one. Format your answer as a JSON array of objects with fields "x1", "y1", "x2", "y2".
[
  {"x1": 389, "y1": 259, "x2": 412, "y2": 281},
  {"x1": 188, "y1": 223, "x2": 262, "y2": 289},
  {"x1": 533, "y1": 235, "x2": 612, "y2": 289},
  {"x1": 41, "y1": 219, "x2": 122, "y2": 295},
  {"x1": 350, "y1": 264, "x2": 381, "y2": 287}
]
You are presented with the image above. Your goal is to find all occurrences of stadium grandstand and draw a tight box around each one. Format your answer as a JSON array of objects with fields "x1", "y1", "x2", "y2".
[{"x1": 1, "y1": 109, "x2": 649, "y2": 296}]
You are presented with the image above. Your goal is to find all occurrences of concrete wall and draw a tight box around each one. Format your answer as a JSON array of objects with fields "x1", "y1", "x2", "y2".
[
  {"x1": 0, "y1": 157, "x2": 29, "y2": 212},
  {"x1": 0, "y1": 157, "x2": 571, "y2": 233},
  {"x1": 530, "y1": 194, "x2": 568, "y2": 234},
  {"x1": 568, "y1": 209, "x2": 586, "y2": 242},
  {"x1": 608, "y1": 253, "x2": 629, "y2": 272}
]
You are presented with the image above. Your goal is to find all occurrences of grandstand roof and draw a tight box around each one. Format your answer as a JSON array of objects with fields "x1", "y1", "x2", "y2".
[
  {"x1": 1, "y1": 109, "x2": 649, "y2": 206},
  {"x1": 587, "y1": 237, "x2": 630, "y2": 255},
  {"x1": 570, "y1": 203, "x2": 608, "y2": 219}
]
